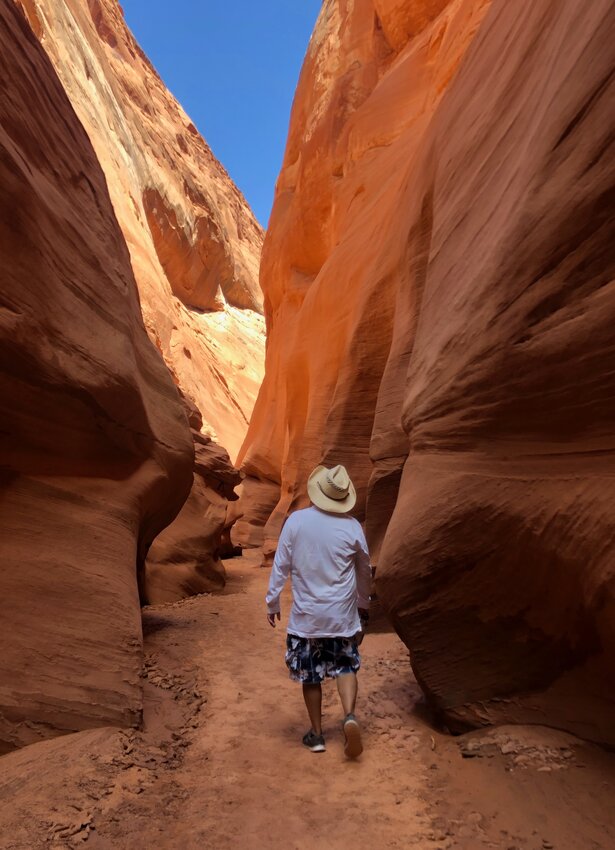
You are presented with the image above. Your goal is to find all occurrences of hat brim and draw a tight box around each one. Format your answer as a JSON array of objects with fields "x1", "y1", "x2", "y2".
[{"x1": 307, "y1": 465, "x2": 357, "y2": 514}]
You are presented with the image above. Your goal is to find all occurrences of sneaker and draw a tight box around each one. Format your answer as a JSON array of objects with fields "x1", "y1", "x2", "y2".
[
  {"x1": 343, "y1": 713, "x2": 363, "y2": 758},
  {"x1": 302, "y1": 729, "x2": 326, "y2": 753}
]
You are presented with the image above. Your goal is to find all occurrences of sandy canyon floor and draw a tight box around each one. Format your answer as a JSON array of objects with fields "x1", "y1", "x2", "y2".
[{"x1": 2, "y1": 552, "x2": 614, "y2": 850}]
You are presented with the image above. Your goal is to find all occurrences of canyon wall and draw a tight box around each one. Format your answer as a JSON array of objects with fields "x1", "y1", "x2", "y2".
[
  {"x1": 376, "y1": 0, "x2": 615, "y2": 746},
  {"x1": 238, "y1": 0, "x2": 615, "y2": 744},
  {"x1": 144, "y1": 392, "x2": 241, "y2": 604},
  {"x1": 0, "y1": 0, "x2": 193, "y2": 751},
  {"x1": 16, "y1": 0, "x2": 268, "y2": 604},
  {"x1": 236, "y1": 0, "x2": 493, "y2": 549},
  {"x1": 20, "y1": 0, "x2": 265, "y2": 461}
]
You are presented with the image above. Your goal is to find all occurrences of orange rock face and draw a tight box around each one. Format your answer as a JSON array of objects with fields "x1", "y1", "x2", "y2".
[
  {"x1": 0, "y1": 1, "x2": 193, "y2": 751},
  {"x1": 237, "y1": 0, "x2": 493, "y2": 550},
  {"x1": 21, "y1": 0, "x2": 265, "y2": 460},
  {"x1": 239, "y1": 0, "x2": 615, "y2": 743}
]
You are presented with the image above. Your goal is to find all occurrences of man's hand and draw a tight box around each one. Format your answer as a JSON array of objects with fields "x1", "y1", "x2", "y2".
[{"x1": 267, "y1": 611, "x2": 281, "y2": 628}]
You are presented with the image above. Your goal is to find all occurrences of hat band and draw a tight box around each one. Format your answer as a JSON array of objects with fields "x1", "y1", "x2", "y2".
[{"x1": 318, "y1": 479, "x2": 349, "y2": 501}]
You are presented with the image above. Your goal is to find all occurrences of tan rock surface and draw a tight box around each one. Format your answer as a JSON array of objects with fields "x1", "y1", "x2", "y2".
[
  {"x1": 0, "y1": 0, "x2": 193, "y2": 752},
  {"x1": 21, "y1": 0, "x2": 265, "y2": 460},
  {"x1": 238, "y1": 0, "x2": 615, "y2": 743}
]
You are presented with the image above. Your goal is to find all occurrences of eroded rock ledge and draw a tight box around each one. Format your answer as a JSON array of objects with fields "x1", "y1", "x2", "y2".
[{"x1": 144, "y1": 392, "x2": 242, "y2": 604}]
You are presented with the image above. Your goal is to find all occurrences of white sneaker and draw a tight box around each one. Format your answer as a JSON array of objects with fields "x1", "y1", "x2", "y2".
[{"x1": 343, "y1": 714, "x2": 363, "y2": 758}]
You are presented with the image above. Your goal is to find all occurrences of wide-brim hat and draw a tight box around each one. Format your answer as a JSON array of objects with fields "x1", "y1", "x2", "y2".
[{"x1": 307, "y1": 464, "x2": 356, "y2": 514}]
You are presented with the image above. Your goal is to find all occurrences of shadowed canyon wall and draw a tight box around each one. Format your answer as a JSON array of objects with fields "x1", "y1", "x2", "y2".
[
  {"x1": 238, "y1": 0, "x2": 615, "y2": 744},
  {"x1": 144, "y1": 392, "x2": 242, "y2": 604},
  {"x1": 19, "y1": 0, "x2": 265, "y2": 461},
  {"x1": 0, "y1": 0, "x2": 193, "y2": 752}
]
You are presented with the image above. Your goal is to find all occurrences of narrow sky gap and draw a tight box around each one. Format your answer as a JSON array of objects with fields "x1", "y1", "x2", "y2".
[{"x1": 121, "y1": 0, "x2": 322, "y2": 227}]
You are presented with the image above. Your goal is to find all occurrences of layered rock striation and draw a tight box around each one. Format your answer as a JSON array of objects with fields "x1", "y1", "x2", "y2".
[
  {"x1": 20, "y1": 0, "x2": 265, "y2": 460},
  {"x1": 0, "y1": 0, "x2": 193, "y2": 751},
  {"x1": 238, "y1": 0, "x2": 615, "y2": 744}
]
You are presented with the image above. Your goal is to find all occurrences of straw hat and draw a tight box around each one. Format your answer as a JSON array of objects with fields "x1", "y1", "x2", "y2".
[{"x1": 307, "y1": 464, "x2": 356, "y2": 514}]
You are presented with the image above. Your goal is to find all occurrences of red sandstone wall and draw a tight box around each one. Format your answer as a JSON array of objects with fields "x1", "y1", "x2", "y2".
[
  {"x1": 238, "y1": 0, "x2": 615, "y2": 744},
  {"x1": 0, "y1": 0, "x2": 193, "y2": 751},
  {"x1": 144, "y1": 393, "x2": 242, "y2": 604},
  {"x1": 376, "y1": 0, "x2": 615, "y2": 745},
  {"x1": 21, "y1": 0, "x2": 265, "y2": 460},
  {"x1": 15, "y1": 0, "x2": 269, "y2": 606},
  {"x1": 236, "y1": 0, "x2": 492, "y2": 549}
]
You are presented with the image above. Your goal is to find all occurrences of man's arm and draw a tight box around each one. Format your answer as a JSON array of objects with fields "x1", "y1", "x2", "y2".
[
  {"x1": 354, "y1": 523, "x2": 372, "y2": 613},
  {"x1": 265, "y1": 520, "x2": 293, "y2": 628}
]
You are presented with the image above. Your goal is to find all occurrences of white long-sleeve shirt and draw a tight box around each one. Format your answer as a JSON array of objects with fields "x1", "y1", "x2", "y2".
[{"x1": 265, "y1": 506, "x2": 371, "y2": 638}]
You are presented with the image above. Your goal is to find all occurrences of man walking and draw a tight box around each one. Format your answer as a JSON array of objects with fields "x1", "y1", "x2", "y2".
[{"x1": 266, "y1": 464, "x2": 371, "y2": 758}]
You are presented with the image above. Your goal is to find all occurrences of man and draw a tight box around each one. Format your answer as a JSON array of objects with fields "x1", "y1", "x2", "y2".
[{"x1": 266, "y1": 464, "x2": 371, "y2": 758}]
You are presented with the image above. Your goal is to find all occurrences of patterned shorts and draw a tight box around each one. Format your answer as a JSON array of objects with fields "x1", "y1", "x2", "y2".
[{"x1": 285, "y1": 634, "x2": 361, "y2": 684}]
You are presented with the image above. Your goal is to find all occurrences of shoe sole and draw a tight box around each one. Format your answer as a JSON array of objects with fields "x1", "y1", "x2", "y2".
[
  {"x1": 304, "y1": 743, "x2": 326, "y2": 753},
  {"x1": 344, "y1": 719, "x2": 363, "y2": 758}
]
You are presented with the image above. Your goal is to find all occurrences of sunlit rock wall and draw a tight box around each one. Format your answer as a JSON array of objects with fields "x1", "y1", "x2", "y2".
[
  {"x1": 236, "y1": 0, "x2": 492, "y2": 550},
  {"x1": 238, "y1": 0, "x2": 615, "y2": 744},
  {"x1": 20, "y1": 0, "x2": 265, "y2": 459},
  {"x1": 0, "y1": 0, "x2": 193, "y2": 752}
]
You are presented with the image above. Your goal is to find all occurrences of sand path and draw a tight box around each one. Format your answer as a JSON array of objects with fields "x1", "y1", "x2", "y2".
[{"x1": 2, "y1": 552, "x2": 614, "y2": 849}]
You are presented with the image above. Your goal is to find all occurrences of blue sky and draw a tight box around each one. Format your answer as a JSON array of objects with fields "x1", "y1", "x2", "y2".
[{"x1": 122, "y1": 1, "x2": 322, "y2": 227}]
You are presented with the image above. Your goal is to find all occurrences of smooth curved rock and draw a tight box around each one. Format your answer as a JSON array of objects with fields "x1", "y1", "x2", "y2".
[
  {"x1": 237, "y1": 0, "x2": 492, "y2": 551},
  {"x1": 238, "y1": 0, "x2": 615, "y2": 744},
  {"x1": 0, "y1": 0, "x2": 193, "y2": 752},
  {"x1": 20, "y1": 0, "x2": 265, "y2": 459},
  {"x1": 376, "y1": 0, "x2": 615, "y2": 746},
  {"x1": 232, "y1": 476, "x2": 280, "y2": 550}
]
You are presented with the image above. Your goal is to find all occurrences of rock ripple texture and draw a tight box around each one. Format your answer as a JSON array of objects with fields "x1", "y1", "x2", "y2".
[
  {"x1": 0, "y1": 0, "x2": 193, "y2": 752},
  {"x1": 237, "y1": 0, "x2": 615, "y2": 744},
  {"x1": 20, "y1": 0, "x2": 265, "y2": 460}
]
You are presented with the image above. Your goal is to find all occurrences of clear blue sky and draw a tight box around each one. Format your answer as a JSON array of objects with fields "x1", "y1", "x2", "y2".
[{"x1": 122, "y1": 1, "x2": 322, "y2": 227}]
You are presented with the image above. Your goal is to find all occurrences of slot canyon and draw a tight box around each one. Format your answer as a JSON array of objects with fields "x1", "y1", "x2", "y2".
[{"x1": 1, "y1": 0, "x2": 614, "y2": 848}]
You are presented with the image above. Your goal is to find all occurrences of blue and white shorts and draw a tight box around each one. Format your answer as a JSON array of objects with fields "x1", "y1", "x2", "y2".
[{"x1": 285, "y1": 634, "x2": 361, "y2": 684}]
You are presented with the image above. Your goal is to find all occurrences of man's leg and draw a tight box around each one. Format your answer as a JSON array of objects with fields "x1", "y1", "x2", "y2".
[
  {"x1": 302, "y1": 683, "x2": 322, "y2": 735},
  {"x1": 335, "y1": 671, "x2": 357, "y2": 716},
  {"x1": 337, "y1": 672, "x2": 363, "y2": 758}
]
